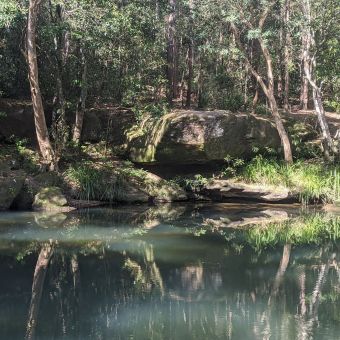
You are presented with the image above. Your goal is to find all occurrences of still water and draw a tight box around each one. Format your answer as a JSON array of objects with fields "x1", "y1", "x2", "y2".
[{"x1": 0, "y1": 203, "x2": 339, "y2": 340}]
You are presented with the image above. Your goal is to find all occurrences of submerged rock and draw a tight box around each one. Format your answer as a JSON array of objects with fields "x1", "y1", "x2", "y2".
[{"x1": 127, "y1": 110, "x2": 281, "y2": 164}]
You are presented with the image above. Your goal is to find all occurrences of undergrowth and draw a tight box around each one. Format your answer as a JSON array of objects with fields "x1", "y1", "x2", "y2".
[
  {"x1": 239, "y1": 155, "x2": 340, "y2": 204},
  {"x1": 65, "y1": 163, "x2": 127, "y2": 202}
]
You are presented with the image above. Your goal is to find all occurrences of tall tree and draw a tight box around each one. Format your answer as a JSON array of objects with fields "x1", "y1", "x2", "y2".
[
  {"x1": 27, "y1": 0, "x2": 56, "y2": 169},
  {"x1": 73, "y1": 46, "x2": 87, "y2": 143},
  {"x1": 167, "y1": 0, "x2": 177, "y2": 105},
  {"x1": 185, "y1": 0, "x2": 194, "y2": 108},
  {"x1": 283, "y1": 0, "x2": 291, "y2": 111}
]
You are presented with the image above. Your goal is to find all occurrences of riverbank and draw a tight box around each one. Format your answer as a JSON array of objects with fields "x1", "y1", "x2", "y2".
[{"x1": 1, "y1": 140, "x2": 340, "y2": 213}]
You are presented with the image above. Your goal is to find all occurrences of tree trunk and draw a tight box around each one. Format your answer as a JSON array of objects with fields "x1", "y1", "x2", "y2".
[
  {"x1": 185, "y1": 0, "x2": 194, "y2": 108},
  {"x1": 300, "y1": 73, "x2": 309, "y2": 110},
  {"x1": 300, "y1": 23, "x2": 309, "y2": 110},
  {"x1": 167, "y1": 0, "x2": 177, "y2": 105},
  {"x1": 257, "y1": 34, "x2": 293, "y2": 162},
  {"x1": 73, "y1": 47, "x2": 87, "y2": 144},
  {"x1": 51, "y1": 3, "x2": 70, "y2": 159},
  {"x1": 26, "y1": 243, "x2": 54, "y2": 340},
  {"x1": 27, "y1": 0, "x2": 55, "y2": 169},
  {"x1": 268, "y1": 92, "x2": 293, "y2": 162},
  {"x1": 283, "y1": 0, "x2": 291, "y2": 111},
  {"x1": 252, "y1": 82, "x2": 259, "y2": 113}
]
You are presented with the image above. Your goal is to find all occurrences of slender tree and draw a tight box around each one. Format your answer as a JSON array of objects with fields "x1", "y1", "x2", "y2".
[
  {"x1": 283, "y1": 0, "x2": 291, "y2": 111},
  {"x1": 167, "y1": 0, "x2": 177, "y2": 105},
  {"x1": 73, "y1": 46, "x2": 87, "y2": 144},
  {"x1": 27, "y1": 0, "x2": 55, "y2": 169}
]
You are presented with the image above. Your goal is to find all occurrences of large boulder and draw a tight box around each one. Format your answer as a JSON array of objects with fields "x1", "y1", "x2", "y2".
[{"x1": 127, "y1": 110, "x2": 281, "y2": 164}]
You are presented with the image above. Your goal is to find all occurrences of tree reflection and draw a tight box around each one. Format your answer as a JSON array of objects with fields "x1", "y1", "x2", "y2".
[{"x1": 25, "y1": 242, "x2": 54, "y2": 340}]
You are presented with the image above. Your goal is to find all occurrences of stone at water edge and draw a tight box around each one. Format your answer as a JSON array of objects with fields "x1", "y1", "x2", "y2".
[
  {"x1": 201, "y1": 179, "x2": 297, "y2": 203},
  {"x1": 32, "y1": 186, "x2": 73, "y2": 212}
]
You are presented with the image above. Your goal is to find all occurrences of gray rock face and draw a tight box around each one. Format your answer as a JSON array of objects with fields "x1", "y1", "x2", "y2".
[
  {"x1": 81, "y1": 108, "x2": 136, "y2": 144},
  {"x1": 0, "y1": 170, "x2": 26, "y2": 210},
  {"x1": 0, "y1": 100, "x2": 135, "y2": 145},
  {"x1": 201, "y1": 179, "x2": 297, "y2": 203},
  {"x1": 127, "y1": 110, "x2": 281, "y2": 164}
]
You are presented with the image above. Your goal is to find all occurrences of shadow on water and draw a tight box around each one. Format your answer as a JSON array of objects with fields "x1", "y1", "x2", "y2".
[{"x1": 0, "y1": 203, "x2": 340, "y2": 339}]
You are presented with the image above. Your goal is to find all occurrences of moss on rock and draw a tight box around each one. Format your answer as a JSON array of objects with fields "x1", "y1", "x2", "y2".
[{"x1": 32, "y1": 187, "x2": 70, "y2": 212}]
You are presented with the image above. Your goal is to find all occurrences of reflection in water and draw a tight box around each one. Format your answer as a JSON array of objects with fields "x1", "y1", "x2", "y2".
[
  {"x1": 0, "y1": 205, "x2": 339, "y2": 339},
  {"x1": 26, "y1": 243, "x2": 54, "y2": 340}
]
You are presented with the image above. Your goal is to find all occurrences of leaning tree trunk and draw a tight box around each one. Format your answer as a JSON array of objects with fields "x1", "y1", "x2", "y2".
[
  {"x1": 73, "y1": 47, "x2": 87, "y2": 144},
  {"x1": 230, "y1": 18, "x2": 293, "y2": 163},
  {"x1": 259, "y1": 35, "x2": 293, "y2": 163},
  {"x1": 27, "y1": 0, "x2": 55, "y2": 169}
]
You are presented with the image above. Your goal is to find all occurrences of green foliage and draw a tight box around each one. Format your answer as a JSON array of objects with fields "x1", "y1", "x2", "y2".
[
  {"x1": 65, "y1": 163, "x2": 126, "y2": 202},
  {"x1": 0, "y1": 1, "x2": 20, "y2": 27},
  {"x1": 324, "y1": 100, "x2": 340, "y2": 113},
  {"x1": 254, "y1": 104, "x2": 271, "y2": 116},
  {"x1": 288, "y1": 121, "x2": 321, "y2": 159},
  {"x1": 133, "y1": 102, "x2": 170, "y2": 121},
  {"x1": 174, "y1": 174, "x2": 208, "y2": 193},
  {"x1": 240, "y1": 155, "x2": 340, "y2": 204},
  {"x1": 220, "y1": 155, "x2": 245, "y2": 177}
]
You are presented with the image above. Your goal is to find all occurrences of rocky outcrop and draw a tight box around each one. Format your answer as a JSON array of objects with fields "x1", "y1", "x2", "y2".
[
  {"x1": 81, "y1": 108, "x2": 136, "y2": 145},
  {"x1": 127, "y1": 110, "x2": 281, "y2": 164},
  {"x1": 0, "y1": 170, "x2": 26, "y2": 210},
  {"x1": 64, "y1": 164, "x2": 187, "y2": 204},
  {"x1": 0, "y1": 100, "x2": 135, "y2": 145},
  {"x1": 200, "y1": 179, "x2": 297, "y2": 203},
  {"x1": 0, "y1": 100, "x2": 40, "y2": 143}
]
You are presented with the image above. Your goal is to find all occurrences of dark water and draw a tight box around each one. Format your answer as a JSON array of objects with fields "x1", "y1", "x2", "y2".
[{"x1": 0, "y1": 204, "x2": 339, "y2": 340}]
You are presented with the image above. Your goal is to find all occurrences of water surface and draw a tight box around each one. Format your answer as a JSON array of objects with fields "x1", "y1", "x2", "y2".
[{"x1": 0, "y1": 203, "x2": 339, "y2": 340}]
